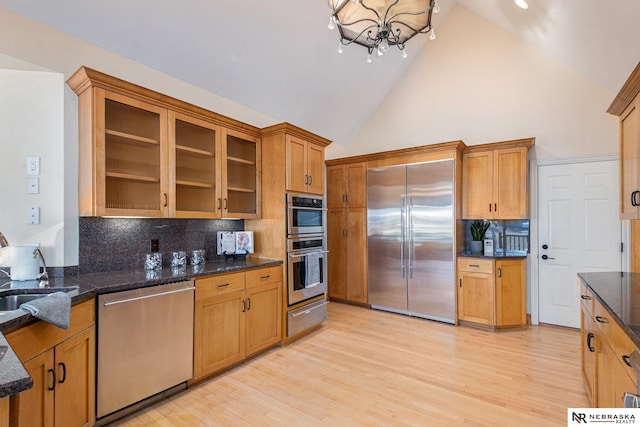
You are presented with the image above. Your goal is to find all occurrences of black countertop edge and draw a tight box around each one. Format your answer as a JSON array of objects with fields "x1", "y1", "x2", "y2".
[
  {"x1": 577, "y1": 272, "x2": 640, "y2": 349},
  {"x1": 0, "y1": 257, "x2": 282, "y2": 398},
  {"x1": 457, "y1": 253, "x2": 528, "y2": 259},
  {"x1": 0, "y1": 333, "x2": 32, "y2": 398}
]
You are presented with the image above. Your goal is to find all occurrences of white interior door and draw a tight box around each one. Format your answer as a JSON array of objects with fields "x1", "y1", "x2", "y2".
[{"x1": 538, "y1": 160, "x2": 621, "y2": 328}]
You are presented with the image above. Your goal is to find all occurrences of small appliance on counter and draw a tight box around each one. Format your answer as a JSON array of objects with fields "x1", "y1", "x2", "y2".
[
  {"x1": 483, "y1": 239, "x2": 494, "y2": 256},
  {"x1": 217, "y1": 231, "x2": 254, "y2": 259}
]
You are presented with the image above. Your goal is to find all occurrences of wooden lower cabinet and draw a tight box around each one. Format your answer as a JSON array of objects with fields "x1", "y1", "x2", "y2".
[
  {"x1": 327, "y1": 207, "x2": 367, "y2": 304},
  {"x1": 580, "y1": 281, "x2": 638, "y2": 407},
  {"x1": 6, "y1": 300, "x2": 95, "y2": 427},
  {"x1": 193, "y1": 266, "x2": 282, "y2": 382},
  {"x1": 457, "y1": 257, "x2": 526, "y2": 329}
]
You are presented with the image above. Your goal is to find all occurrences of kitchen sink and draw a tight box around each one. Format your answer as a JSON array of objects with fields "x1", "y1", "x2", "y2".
[
  {"x1": 0, "y1": 294, "x2": 47, "y2": 311},
  {"x1": 0, "y1": 286, "x2": 79, "y2": 314}
]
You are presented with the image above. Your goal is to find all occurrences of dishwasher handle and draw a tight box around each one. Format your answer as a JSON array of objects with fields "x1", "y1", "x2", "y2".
[{"x1": 102, "y1": 285, "x2": 194, "y2": 307}]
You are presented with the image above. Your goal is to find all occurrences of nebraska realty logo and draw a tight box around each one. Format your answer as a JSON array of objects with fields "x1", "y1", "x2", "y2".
[{"x1": 568, "y1": 408, "x2": 638, "y2": 424}]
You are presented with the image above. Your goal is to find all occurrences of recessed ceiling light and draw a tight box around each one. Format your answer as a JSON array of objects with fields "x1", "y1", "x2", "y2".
[{"x1": 514, "y1": 0, "x2": 529, "y2": 9}]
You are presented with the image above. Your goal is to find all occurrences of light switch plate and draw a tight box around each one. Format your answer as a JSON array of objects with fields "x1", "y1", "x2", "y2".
[
  {"x1": 26, "y1": 156, "x2": 40, "y2": 175},
  {"x1": 27, "y1": 207, "x2": 40, "y2": 224},
  {"x1": 27, "y1": 177, "x2": 39, "y2": 194}
]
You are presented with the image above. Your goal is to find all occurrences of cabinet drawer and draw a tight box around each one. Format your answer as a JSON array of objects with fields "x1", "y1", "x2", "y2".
[
  {"x1": 246, "y1": 266, "x2": 282, "y2": 289},
  {"x1": 196, "y1": 272, "x2": 245, "y2": 300},
  {"x1": 579, "y1": 281, "x2": 594, "y2": 316},
  {"x1": 593, "y1": 300, "x2": 638, "y2": 384},
  {"x1": 457, "y1": 258, "x2": 493, "y2": 274}
]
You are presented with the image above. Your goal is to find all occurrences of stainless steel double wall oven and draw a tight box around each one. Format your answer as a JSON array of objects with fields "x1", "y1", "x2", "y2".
[{"x1": 285, "y1": 193, "x2": 328, "y2": 336}]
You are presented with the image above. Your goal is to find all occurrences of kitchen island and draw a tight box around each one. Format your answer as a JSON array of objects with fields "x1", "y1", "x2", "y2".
[{"x1": 578, "y1": 271, "x2": 640, "y2": 407}]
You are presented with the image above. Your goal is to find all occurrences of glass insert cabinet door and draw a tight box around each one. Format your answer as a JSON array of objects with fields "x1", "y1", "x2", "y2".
[
  {"x1": 170, "y1": 111, "x2": 222, "y2": 218},
  {"x1": 223, "y1": 129, "x2": 261, "y2": 219},
  {"x1": 102, "y1": 92, "x2": 169, "y2": 217}
]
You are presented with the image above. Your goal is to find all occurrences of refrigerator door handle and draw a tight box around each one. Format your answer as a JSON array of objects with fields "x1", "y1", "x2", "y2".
[
  {"x1": 408, "y1": 197, "x2": 414, "y2": 279},
  {"x1": 401, "y1": 197, "x2": 406, "y2": 278}
]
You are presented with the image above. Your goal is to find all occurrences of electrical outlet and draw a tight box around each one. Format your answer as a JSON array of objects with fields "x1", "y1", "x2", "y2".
[
  {"x1": 150, "y1": 239, "x2": 159, "y2": 252},
  {"x1": 26, "y1": 156, "x2": 40, "y2": 175}
]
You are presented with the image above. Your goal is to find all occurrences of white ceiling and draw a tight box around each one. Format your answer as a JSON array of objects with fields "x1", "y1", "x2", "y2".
[{"x1": 0, "y1": 0, "x2": 639, "y2": 146}]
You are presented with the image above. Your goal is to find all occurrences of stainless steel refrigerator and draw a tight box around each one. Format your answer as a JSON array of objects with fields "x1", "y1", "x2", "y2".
[{"x1": 367, "y1": 159, "x2": 455, "y2": 323}]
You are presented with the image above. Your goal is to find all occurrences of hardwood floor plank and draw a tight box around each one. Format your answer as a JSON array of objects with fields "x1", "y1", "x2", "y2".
[{"x1": 112, "y1": 302, "x2": 587, "y2": 426}]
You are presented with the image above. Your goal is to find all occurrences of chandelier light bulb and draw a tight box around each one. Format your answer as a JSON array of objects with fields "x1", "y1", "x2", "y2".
[
  {"x1": 328, "y1": 16, "x2": 335, "y2": 30},
  {"x1": 434, "y1": 0, "x2": 440, "y2": 14},
  {"x1": 401, "y1": 48, "x2": 408, "y2": 59},
  {"x1": 379, "y1": 39, "x2": 390, "y2": 54},
  {"x1": 338, "y1": 42, "x2": 344, "y2": 54},
  {"x1": 429, "y1": 28, "x2": 436, "y2": 40},
  {"x1": 367, "y1": 53, "x2": 372, "y2": 63},
  {"x1": 514, "y1": 0, "x2": 529, "y2": 9}
]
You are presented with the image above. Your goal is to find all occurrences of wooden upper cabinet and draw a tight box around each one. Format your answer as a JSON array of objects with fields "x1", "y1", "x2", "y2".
[
  {"x1": 608, "y1": 62, "x2": 640, "y2": 220},
  {"x1": 327, "y1": 162, "x2": 367, "y2": 209},
  {"x1": 462, "y1": 139, "x2": 533, "y2": 219},
  {"x1": 68, "y1": 66, "x2": 262, "y2": 218},
  {"x1": 286, "y1": 135, "x2": 325, "y2": 195}
]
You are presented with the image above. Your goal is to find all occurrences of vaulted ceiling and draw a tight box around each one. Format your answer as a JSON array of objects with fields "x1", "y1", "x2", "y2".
[{"x1": 1, "y1": 0, "x2": 639, "y2": 146}]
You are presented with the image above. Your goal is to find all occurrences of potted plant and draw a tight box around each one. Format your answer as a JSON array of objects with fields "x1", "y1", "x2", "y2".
[{"x1": 469, "y1": 220, "x2": 490, "y2": 253}]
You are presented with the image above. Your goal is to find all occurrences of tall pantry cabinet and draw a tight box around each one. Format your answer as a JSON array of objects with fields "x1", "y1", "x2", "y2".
[
  {"x1": 326, "y1": 162, "x2": 368, "y2": 304},
  {"x1": 607, "y1": 61, "x2": 640, "y2": 271}
]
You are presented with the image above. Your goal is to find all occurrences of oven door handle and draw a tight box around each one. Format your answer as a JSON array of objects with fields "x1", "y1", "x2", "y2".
[{"x1": 288, "y1": 250, "x2": 329, "y2": 258}]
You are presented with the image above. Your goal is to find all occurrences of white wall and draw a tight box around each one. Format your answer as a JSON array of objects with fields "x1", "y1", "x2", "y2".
[
  {"x1": 0, "y1": 70, "x2": 65, "y2": 267},
  {"x1": 326, "y1": 5, "x2": 619, "y2": 161},
  {"x1": 0, "y1": 8, "x2": 280, "y2": 267}
]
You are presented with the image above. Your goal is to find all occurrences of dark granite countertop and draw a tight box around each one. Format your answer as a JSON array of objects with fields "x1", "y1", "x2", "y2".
[
  {"x1": 578, "y1": 271, "x2": 640, "y2": 348},
  {"x1": 0, "y1": 256, "x2": 282, "y2": 398}
]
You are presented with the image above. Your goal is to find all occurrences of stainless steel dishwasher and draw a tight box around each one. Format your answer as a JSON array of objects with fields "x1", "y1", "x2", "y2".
[{"x1": 97, "y1": 280, "x2": 195, "y2": 421}]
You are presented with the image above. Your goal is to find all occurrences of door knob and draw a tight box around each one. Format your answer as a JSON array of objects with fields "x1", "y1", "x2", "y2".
[
  {"x1": 542, "y1": 244, "x2": 548, "y2": 250},
  {"x1": 541, "y1": 254, "x2": 555, "y2": 260}
]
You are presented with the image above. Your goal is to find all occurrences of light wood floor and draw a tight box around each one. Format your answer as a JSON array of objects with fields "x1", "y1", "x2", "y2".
[{"x1": 113, "y1": 302, "x2": 588, "y2": 426}]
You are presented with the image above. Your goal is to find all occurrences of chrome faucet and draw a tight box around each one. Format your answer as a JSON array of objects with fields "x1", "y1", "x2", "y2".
[{"x1": 0, "y1": 232, "x2": 8, "y2": 248}]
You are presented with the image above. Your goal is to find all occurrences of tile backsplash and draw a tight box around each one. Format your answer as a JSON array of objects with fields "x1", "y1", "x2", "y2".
[{"x1": 79, "y1": 217, "x2": 244, "y2": 274}]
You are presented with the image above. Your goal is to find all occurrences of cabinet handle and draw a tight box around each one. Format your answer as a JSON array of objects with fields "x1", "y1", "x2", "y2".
[
  {"x1": 345, "y1": 194, "x2": 348, "y2": 203},
  {"x1": 260, "y1": 275, "x2": 271, "y2": 280},
  {"x1": 595, "y1": 316, "x2": 608, "y2": 323},
  {"x1": 587, "y1": 332, "x2": 595, "y2": 352},
  {"x1": 494, "y1": 203, "x2": 497, "y2": 212},
  {"x1": 497, "y1": 268, "x2": 502, "y2": 278},
  {"x1": 305, "y1": 175, "x2": 309, "y2": 185},
  {"x1": 459, "y1": 278, "x2": 462, "y2": 288},
  {"x1": 308, "y1": 175, "x2": 313, "y2": 185},
  {"x1": 163, "y1": 193, "x2": 168, "y2": 207},
  {"x1": 58, "y1": 362, "x2": 66, "y2": 384},
  {"x1": 489, "y1": 203, "x2": 492, "y2": 212},
  {"x1": 217, "y1": 198, "x2": 222, "y2": 210},
  {"x1": 581, "y1": 295, "x2": 592, "y2": 300},
  {"x1": 224, "y1": 198, "x2": 228, "y2": 210},
  {"x1": 632, "y1": 191, "x2": 639, "y2": 207},
  {"x1": 217, "y1": 283, "x2": 230, "y2": 288},
  {"x1": 247, "y1": 297, "x2": 251, "y2": 311},
  {"x1": 48, "y1": 368, "x2": 56, "y2": 391},
  {"x1": 242, "y1": 299, "x2": 246, "y2": 313},
  {"x1": 469, "y1": 264, "x2": 480, "y2": 268},
  {"x1": 623, "y1": 355, "x2": 633, "y2": 368}
]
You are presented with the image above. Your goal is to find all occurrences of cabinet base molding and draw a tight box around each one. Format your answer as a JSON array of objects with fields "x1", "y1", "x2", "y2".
[
  {"x1": 327, "y1": 297, "x2": 370, "y2": 308},
  {"x1": 459, "y1": 320, "x2": 528, "y2": 331}
]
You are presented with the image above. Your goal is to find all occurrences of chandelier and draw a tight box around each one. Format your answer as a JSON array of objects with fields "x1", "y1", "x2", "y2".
[{"x1": 327, "y1": 0, "x2": 440, "y2": 62}]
